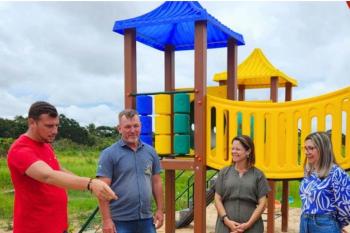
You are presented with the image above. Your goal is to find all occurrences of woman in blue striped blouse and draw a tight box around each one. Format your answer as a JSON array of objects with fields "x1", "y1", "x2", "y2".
[{"x1": 299, "y1": 131, "x2": 350, "y2": 233}]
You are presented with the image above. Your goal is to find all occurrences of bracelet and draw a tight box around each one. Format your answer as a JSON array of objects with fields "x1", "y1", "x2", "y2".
[
  {"x1": 87, "y1": 178, "x2": 94, "y2": 192},
  {"x1": 220, "y1": 214, "x2": 228, "y2": 222}
]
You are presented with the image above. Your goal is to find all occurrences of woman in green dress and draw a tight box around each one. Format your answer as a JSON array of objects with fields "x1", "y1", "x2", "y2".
[{"x1": 214, "y1": 135, "x2": 270, "y2": 233}]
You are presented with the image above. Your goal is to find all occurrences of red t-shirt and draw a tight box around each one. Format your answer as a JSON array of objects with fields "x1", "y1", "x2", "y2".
[{"x1": 7, "y1": 135, "x2": 68, "y2": 233}]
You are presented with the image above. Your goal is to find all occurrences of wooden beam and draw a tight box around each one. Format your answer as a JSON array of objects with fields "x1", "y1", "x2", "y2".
[
  {"x1": 161, "y1": 159, "x2": 195, "y2": 170},
  {"x1": 285, "y1": 82, "x2": 292, "y2": 102},
  {"x1": 219, "y1": 80, "x2": 226, "y2": 86},
  {"x1": 267, "y1": 78, "x2": 278, "y2": 233},
  {"x1": 270, "y1": 76, "x2": 278, "y2": 102},
  {"x1": 165, "y1": 45, "x2": 175, "y2": 92},
  {"x1": 165, "y1": 171, "x2": 175, "y2": 233},
  {"x1": 281, "y1": 82, "x2": 292, "y2": 232},
  {"x1": 227, "y1": 38, "x2": 237, "y2": 100},
  {"x1": 281, "y1": 181, "x2": 289, "y2": 232},
  {"x1": 124, "y1": 28, "x2": 137, "y2": 109},
  {"x1": 267, "y1": 180, "x2": 276, "y2": 233},
  {"x1": 164, "y1": 45, "x2": 176, "y2": 233},
  {"x1": 238, "y1": 84, "x2": 245, "y2": 101},
  {"x1": 194, "y1": 20, "x2": 207, "y2": 233}
]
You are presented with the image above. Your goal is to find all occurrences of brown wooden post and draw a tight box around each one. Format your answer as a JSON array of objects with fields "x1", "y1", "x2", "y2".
[
  {"x1": 267, "y1": 76, "x2": 278, "y2": 233},
  {"x1": 219, "y1": 80, "x2": 227, "y2": 86},
  {"x1": 194, "y1": 20, "x2": 207, "y2": 233},
  {"x1": 281, "y1": 81, "x2": 292, "y2": 232},
  {"x1": 285, "y1": 82, "x2": 292, "y2": 102},
  {"x1": 164, "y1": 45, "x2": 176, "y2": 233},
  {"x1": 267, "y1": 180, "x2": 276, "y2": 233},
  {"x1": 270, "y1": 76, "x2": 278, "y2": 102},
  {"x1": 226, "y1": 37, "x2": 238, "y2": 162},
  {"x1": 124, "y1": 28, "x2": 137, "y2": 109},
  {"x1": 165, "y1": 171, "x2": 175, "y2": 232},
  {"x1": 227, "y1": 38, "x2": 237, "y2": 100},
  {"x1": 238, "y1": 85, "x2": 245, "y2": 101},
  {"x1": 281, "y1": 181, "x2": 289, "y2": 232}
]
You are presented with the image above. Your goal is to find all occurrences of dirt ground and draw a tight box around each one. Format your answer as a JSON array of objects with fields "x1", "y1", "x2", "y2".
[
  {"x1": 157, "y1": 203, "x2": 350, "y2": 233},
  {"x1": 1, "y1": 204, "x2": 349, "y2": 232},
  {"x1": 157, "y1": 204, "x2": 300, "y2": 233}
]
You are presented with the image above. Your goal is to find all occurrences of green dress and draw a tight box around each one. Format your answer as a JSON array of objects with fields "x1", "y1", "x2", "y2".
[{"x1": 215, "y1": 166, "x2": 270, "y2": 233}]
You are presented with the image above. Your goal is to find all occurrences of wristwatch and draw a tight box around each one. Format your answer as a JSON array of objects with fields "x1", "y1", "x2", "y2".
[{"x1": 220, "y1": 214, "x2": 228, "y2": 222}]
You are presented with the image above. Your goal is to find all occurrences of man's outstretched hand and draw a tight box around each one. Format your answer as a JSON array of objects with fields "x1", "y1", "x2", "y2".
[{"x1": 90, "y1": 179, "x2": 118, "y2": 201}]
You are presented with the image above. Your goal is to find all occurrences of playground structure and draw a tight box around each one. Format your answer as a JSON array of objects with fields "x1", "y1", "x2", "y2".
[
  {"x1": 207, "y1": 47, "x2": 350, "y2": 177},
  {"x1": 112, "y1": 1, "x2": 350, "y2": 233}
]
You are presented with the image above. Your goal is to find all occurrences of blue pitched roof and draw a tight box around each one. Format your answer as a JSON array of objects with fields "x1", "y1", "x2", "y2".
[{"x1": 113, "y1": 1, "x2": 245, "y2": 51}]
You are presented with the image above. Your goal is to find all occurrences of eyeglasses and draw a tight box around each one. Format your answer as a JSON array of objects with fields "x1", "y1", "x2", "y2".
[{"x1": 303, "y1": 146, "x2": 316, "y2": 153}]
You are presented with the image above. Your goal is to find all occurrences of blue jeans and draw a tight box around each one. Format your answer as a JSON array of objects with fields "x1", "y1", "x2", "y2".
[
  {"x1": 114, "y1": 218, "x2": 156, "y2": 233},
  {"x1": 300, "y1": 213, "x2": 341, "y2": 233}
]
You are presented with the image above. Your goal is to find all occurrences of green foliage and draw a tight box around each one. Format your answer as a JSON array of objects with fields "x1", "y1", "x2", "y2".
[
  {"x1": 87, "y1": 124, "x2": 118, "y2": 138},
  {"x1": 0, "y1": 116, "x2": 27, "y2": 138},
  {"x1": 172, "y1": 170, "x2": 218, "y2": 210},
  {"x1": 53, "y1": 136, "x2": 120, "y2": 153},
  {"x1": 0, "y1": 115, "x2": 119, "y2": 151},
  {"x1": 0, "y1": 138, "x2": 14, "y2": 157},
  {"x1": 0, "y1": 155, "x2": 15, "y2": 230},
  {"x1": 0, "y1": 158, "x2": 13, "y2": 190},
  {"x1": 275, "y1": 181, "x2": 302, "y2": 207},
  {"x1": 0, "y1": 192, "x2": 14, "y2": 230},
  {"x1": 85, "y1": 124, "x2": 120, "y2": 150},
  {"x1": 89, "y1": 135, "x2": 120, "y2": 151},
  {"x1": 57, "y1": 114, "x2": 91, "y2": 145},
  {"x1": 53, "y1": 138, "x2": 90, "y2": 151},
  {"x1": 59, "y1": 150, "x2": 102, "y2": 229}
]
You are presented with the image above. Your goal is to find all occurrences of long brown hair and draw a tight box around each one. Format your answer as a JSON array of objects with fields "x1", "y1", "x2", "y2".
[{"x1": 232, "y1": 135, "x2": 255, "y2": 168}]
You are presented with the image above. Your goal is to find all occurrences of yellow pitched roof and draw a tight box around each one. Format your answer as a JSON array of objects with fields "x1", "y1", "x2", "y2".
[{"x1": 213, "y1": 48, "x2": 298, "y2": 89}]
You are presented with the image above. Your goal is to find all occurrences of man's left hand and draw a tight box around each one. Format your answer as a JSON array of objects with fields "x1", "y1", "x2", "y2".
[{"x1": 153, "y1": 209, "x2": 164, "y2": 229}]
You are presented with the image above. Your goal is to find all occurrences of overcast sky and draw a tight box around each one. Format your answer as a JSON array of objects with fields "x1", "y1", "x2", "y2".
[{"x1": 0, "y1": 1, "x2": 349, "y2": 127}]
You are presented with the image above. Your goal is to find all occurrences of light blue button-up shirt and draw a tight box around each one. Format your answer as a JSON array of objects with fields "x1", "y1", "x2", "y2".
[{"x1": 97, "y1": 139, "x2": 161, "y2": 221}]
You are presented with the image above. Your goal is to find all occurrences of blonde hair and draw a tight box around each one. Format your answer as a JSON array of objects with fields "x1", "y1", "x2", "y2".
[{"x1": 303, "y1": 131, "x2": 337, "y2": 178}]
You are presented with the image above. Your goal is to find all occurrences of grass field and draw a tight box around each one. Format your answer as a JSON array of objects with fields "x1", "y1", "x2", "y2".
[
  {"x1": 0, "y1": 149, "x2": 103, "y2": 231},
  {"x1": 0, "y1": 149, "x2": 302, "y2": 232}
]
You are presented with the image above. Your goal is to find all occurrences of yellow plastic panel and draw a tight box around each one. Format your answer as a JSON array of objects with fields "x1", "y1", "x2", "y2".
[
  {"x1": 155, "y1": 115, "x2": 171, "y2": 135},
  {"x1": 155, "y1": 135, "x2": 171, "y2": 155},
  {"x1": 155, "y1": 94, "x2": 171, "y2": 115},
  {"x1": 206, "y1": 86, "x2": 350, "y2": 179},
  {"x1": 342, "y1": 98, "x2": 350, "y2": 169}
]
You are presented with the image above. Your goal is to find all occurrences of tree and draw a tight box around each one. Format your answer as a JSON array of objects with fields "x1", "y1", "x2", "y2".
[
  {"x1": 57, "y1": 114, "x2": 91, "y2": 145},
  {"x1": 95, "y1": 126, "x2": 118, "y2": 138},
  {"x1": 0, "y1": 116, "x2": 27, "y2": 138},
  {"x1": 86, "y1": 123, "x2": 96, "y2": 135}
]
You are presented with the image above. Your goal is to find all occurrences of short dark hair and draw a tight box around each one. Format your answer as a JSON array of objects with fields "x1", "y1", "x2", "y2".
[
  {"x1": 118, "y1": 109, "x2": 139, "y2": 123},
  {"x1": 28, "y1": 101, "x2": 58, "y2": 120}
]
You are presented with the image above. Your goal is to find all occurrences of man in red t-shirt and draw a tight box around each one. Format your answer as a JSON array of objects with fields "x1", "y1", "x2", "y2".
[{"x1": 7, "y1": 101, "x2": 117, "y2": 233}]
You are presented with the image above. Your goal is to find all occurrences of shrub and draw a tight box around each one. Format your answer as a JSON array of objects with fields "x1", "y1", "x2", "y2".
[
  {"x1": 0, "y1": 138, "x2": 14, "y2": 157},
  {"x1": 53, "y1": 138, "x2": 88, "y2": 151}
]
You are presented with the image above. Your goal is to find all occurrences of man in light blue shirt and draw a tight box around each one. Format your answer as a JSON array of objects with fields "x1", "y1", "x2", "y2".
[{"x1": 97, "y1": 109, "x2": 164, "y2": 233}]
